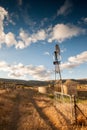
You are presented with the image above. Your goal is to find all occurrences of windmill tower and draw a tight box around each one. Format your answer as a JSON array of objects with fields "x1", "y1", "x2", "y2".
[{"x1": 53, "y1": 44, "x2": 63, "y2": 93}]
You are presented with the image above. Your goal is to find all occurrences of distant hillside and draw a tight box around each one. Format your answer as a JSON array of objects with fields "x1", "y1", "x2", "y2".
[
  {"x1": 61, "y1": 79, "x2": 87, "y2": 85},
  {"x1": 76, "y1": 79, "x2": 87, "y2": 84},
  {"x1": 0, "y1": 78, "x2": 87, "y2": 87},
  {"x1": 0, "y1": 78, "x2": 50, "y2": 87}
]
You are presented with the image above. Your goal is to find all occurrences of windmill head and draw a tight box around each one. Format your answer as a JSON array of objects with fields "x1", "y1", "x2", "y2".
[{"x1": 55, "y1": 44, "x2": 60, "y2": 55}]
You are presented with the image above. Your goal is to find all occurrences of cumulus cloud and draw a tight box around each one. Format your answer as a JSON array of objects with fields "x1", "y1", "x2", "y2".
[
  {"x1": 61, "y1": 51, "x2": 87, "y2": 70},
  {"x1": 0, "y1": 7, "x2": 17, "y2": 47},
  {"x1": 31, "y1": 29, "x2": 46, "y2": 41},
  {"x1": 5, "y1": 32, "x2": 17, "y2": 47},
  {"x1": 16, "y1": 41, "x2": 25, "y2": 49},
  {"x1": 57, "y1": 0, "x2": 72, "y2": 16},
  {"x1": 68, "y1": 51, "x2": 87, "y2": 64},
  {"x1": 9, "y1": 51, "x2": 87, "y2": 80},
  {"x1": 0, "y1": 61, "x2": 9, "y2": 71},
  {"x1": 48, "y1": 24, "x2": 86, "y2": 43},
  {"x1": 0, "y1": 7, "x2": 7, "y2": 46},
  {"x1": 0, "y1": 61, "x2": 51, "y2": 80},
  {"x1": 16, "y1": 29, "x2": 47, "y2": 49},
  {"x1": 0, "y1": 51, "x2": 87, "y2": 80},
  {"x1": 0, "y1": 6, "x2": 86, "y2": 49},
  {"x1": 0, "y1": 7, "x2": 47, "y2": 49},
  {"x1": 10, "y1": 64, "x2": 51, "y2": 80},
  {"x1": 0, "y1": 7, "x2": 8, "y2": 26}
]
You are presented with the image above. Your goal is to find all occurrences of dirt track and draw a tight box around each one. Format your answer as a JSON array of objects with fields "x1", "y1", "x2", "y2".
[{"x1": 0, "y1": 88, "x2": 87, "y2": 130}]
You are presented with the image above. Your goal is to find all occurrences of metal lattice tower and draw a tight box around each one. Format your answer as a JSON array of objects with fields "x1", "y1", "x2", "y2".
[{"x1": 53, "y1": 44, "x2": 63, "y2": 93}]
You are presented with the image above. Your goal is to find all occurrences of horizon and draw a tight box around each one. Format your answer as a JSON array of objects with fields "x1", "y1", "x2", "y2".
[{"x1": 0, "y1": 77, "x2": 87, "y2": 82}]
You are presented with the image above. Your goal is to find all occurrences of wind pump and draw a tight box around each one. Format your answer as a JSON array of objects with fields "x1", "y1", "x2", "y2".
[{"x1": 53, "y1": 44, "x2": 63, "y2": 93}]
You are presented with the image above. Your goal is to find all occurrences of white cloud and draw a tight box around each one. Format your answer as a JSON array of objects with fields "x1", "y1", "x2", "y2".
[
  {"x1": 16, "y1": 41, "x2": 25, "y2": 49},
  {"x1": 61, "y1": 62, "x2": 79, "y2": 70},
  {"x1": 10, "y1": 64, "x2": 51, "y2": 80},
  {"x1": 16, "y1": 29, "x2": 47, "y2": 49},
  {"x1": 0, "y1": 32, "x2": 5, "y2": 47},
  {"x1": 0, "y1": 7, "x2": 8, "y2": 23},
  {"x1": 0, "y1": 61, "x2": 51, "y2": 80},
  {"x1": 61, "y1": 51, "x2": 87, "y2": 70},
  {"x1": 26, "y1": 65, "x2": 51, "y2": 80},
  {"x1": 0, "y1": 7, "x2": 47, "y2": 49},
  {"x1": 0, "y1": 61, "x2": 11, "y2": 72},
  {"x1": 0, "y1": 7, "x2": 7, "y2": 46},
  {"x1": 57, "y1": 0, "x2": 72, "y2": 16},
  {"x1": 68, "y1": 51, "x2": 87, "y2": 64},
  {"x1": 48, "y1": 24, "x2": 86, "y2": 43},
  {"x1": 0, "y1": 51, "x2": 87, "y2": 80},
  {"x1": 0, "y1": 6, "x2": 86, "y2": 49},
  {"x1": 0, "y1": 61, "x2": 8, "y2": 70},
  {"x1": 5, "y1": 32, "x2": 17, "y2": 47},
  {"x1": 33, "y1": 29, "x2": 46, "y2": 41},
  {"x1": 0, "y1": 7, "x2": 17, "y2": 47}
]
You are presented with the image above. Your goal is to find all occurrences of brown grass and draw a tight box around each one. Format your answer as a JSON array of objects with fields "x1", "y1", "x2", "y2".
[{"x1": 0, "y1": 87, "x2": 87, "y2": 130}]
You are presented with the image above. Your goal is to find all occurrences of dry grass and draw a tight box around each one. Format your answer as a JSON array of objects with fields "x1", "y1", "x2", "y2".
[{"x1": 0, "y1": 87, "x2": 87, "y2": 130}]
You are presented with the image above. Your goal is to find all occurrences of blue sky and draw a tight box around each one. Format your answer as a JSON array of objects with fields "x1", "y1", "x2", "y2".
[{"x1": 0, "y1": 0, "x2": 87, "y2": 80}]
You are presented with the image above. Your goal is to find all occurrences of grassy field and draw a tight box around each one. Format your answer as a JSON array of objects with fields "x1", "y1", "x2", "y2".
[{"x1": 0, "y1": 87, "x2": 87, "y2": 130}]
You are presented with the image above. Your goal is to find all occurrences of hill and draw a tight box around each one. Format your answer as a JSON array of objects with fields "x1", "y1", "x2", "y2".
[{"x1": 0, "y1": 78, "x2": 50, "y2": 87}]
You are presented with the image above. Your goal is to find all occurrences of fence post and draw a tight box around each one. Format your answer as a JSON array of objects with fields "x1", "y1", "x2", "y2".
[{"x1": 73, "y1": 95, "x2": 77, "y2": 125}]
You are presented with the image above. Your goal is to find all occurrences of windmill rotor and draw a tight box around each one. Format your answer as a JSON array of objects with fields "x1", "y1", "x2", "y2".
[{"x1": 53, "y1": 44, "x2": 60, "y2": 64}]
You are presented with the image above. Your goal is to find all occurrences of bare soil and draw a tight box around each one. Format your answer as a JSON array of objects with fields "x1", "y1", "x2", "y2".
[{"x1": 0, "y1": 87, "x2": 87, "y2": 130}]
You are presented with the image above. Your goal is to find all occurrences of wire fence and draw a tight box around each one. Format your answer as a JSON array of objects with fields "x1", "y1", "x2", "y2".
[{"x1": 54, "y1": 91, "x2": 87, "y2": 125}]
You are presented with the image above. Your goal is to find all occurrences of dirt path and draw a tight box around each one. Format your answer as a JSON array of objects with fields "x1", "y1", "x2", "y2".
[{"x1": 8, "y1": 92, "x2": 21, "y2": 130}]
